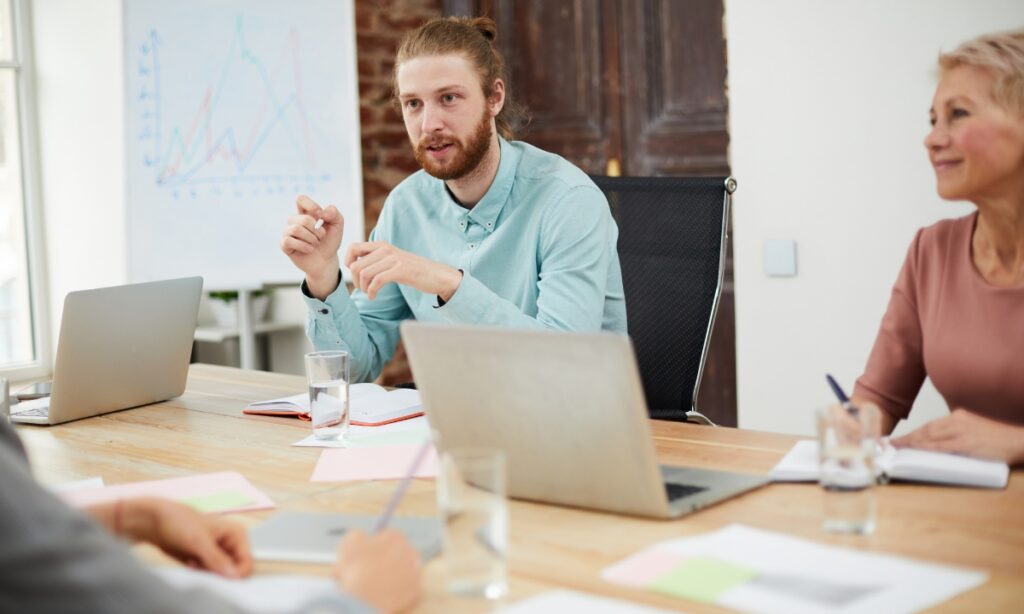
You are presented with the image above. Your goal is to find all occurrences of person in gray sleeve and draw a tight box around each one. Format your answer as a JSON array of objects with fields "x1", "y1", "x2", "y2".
[{"x1": 0, "y1": 419, "x2": 421, "y2": 613}]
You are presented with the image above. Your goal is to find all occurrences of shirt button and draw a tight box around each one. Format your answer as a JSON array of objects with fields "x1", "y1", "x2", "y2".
[
  {"x1": 459, "y1": 221, "x2": 465, "y2": 228},
  {"x1": 469, "y1": 243, "x2": 475, "y2": 249},
  {"x1": 486, "y1": 221, "x2": 492, "y2": 228},
  {"x1": 320, "y1": 308, "x2": 329, "y2": 315}
]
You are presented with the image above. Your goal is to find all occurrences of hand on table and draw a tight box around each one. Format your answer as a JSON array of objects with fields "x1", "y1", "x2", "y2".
[
  {"x1": 281, "y1": 195, "x2": 345, "y2": 299},
  {"x1": 345, "y1": 241, "x2": 462, "y2": 301},
  {"x1": 93, "y1": 497, "x2": 252, "y2": 579},
  {"x1": 891, "y1": 408, "x2": 1024, "y2": 465},
  {"x1": 334, "y1": 529, "x2": 422, "y2": 613}
]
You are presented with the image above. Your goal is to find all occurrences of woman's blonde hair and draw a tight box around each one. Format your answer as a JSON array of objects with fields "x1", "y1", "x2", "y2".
[
  {"x1": 393, "y1": 16, "x2": 528, "y2": 140},
  {"x1": 939, "y1": 28, "x2": 1024, "y2": 115}
]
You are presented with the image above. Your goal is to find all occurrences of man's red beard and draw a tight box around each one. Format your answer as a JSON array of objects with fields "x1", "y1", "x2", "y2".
[{"x1": 413, "y1": 110, "x2": 493, "y2": 181}]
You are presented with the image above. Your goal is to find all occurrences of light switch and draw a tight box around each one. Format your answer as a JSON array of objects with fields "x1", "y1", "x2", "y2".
[{"x1": 763, "y1": 239, "x2": 797, "y2": 277}]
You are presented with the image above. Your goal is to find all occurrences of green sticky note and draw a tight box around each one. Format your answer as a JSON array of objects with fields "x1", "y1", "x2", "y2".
[
  {"x1": 181, "y1": 491, "x2": 256, "y2": 513},
  {"x1": 346, "y1": 431, "x2": 430, "y2": 448},
  {"x1": 649, "y1": 556, "x2": 757, "y2": 602}
]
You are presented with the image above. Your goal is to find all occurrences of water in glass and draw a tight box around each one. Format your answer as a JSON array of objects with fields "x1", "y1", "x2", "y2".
[
  {"x1": 444, "y1": 487, "x2": 508, "y2": 599},
  {"x1": 309, "y1": 378, "x2": 348, "y2": 440},
  {"x1": 820, "y1": 442, "x2": 876, "y2": 534}
]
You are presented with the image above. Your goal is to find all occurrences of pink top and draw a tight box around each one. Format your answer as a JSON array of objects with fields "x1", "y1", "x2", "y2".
[{"x1": 854, "y1": 212, "x2": 1024, "y2": 426}]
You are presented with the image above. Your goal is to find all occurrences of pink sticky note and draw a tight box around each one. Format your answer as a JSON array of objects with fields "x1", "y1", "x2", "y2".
[
  {"x1": 603, "y1": 548, "x2": 688, "y2": 587},
  {"x1": 59, "y1": 471, "x2": 275, "y2": 514},
  {"x1": 310, "y1": 444, "x2": 439, "y2": 482}
]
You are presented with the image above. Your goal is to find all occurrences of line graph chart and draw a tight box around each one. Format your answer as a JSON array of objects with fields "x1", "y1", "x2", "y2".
[
  {"x1": 136, "y1": 16, "x2": 329, "y2": 197},
  {"x1": 124, "y1": 0, "x2": 362, "y2": 288}
]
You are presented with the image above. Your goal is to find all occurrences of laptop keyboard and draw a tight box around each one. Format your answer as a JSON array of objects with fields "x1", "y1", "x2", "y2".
[
  {"x1": 13, "y1": 406, "x2": 49, "y2": 417},
  {"x1": 665, "y1": 482, "x2": 708, "y2": 501}
]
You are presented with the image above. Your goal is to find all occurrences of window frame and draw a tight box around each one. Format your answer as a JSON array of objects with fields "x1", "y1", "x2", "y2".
[{"x1": 0, "y1": 0, "x2": 50, "y2": 381}]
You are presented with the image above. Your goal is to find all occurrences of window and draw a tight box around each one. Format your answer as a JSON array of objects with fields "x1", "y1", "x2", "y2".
[{"x1": 0, "y1": 0, "x2": 47, "y2": 378}]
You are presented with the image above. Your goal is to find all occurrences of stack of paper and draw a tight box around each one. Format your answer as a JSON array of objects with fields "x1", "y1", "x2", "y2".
[{"x1": 603, "y1": 524, "x2": 987, "y2": 614}]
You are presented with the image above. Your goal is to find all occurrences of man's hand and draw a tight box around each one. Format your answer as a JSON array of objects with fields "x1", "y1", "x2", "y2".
[
  {"x1": 345, "y1": 242, "x2": 462, "y2": 301},
  {"x1": 92, "y1": 497, "x2": 253, "y2": 578},
  {"x1": 891, "y1": 408, "x2": 1024, "y2": 465},
  {"x1": 281, "y1": 195, "x2": 345, "y2": 299},
  {"x1": 334, "y1": 529, "x2": 422, "y2": 613}
]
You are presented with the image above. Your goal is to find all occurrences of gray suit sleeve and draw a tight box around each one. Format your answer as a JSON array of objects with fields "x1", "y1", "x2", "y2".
[{"x1": 0, "y1": 421, "x2": 375, "y2": 614}]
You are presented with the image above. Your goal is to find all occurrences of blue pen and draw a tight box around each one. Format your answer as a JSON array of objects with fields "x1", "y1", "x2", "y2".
[{"x1": 825, "y1": 373, "x2": 855, "y2": 411}]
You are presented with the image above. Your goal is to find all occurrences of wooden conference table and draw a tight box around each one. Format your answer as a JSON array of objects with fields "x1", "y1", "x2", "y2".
[{"x1": 16, "y1": 364, "x2": 1024, "y2": 613}]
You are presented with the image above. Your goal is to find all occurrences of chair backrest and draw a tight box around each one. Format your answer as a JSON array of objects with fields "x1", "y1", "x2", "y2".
[{"x1": 591, "y1": 176, "x2": 736, "y2": 421}]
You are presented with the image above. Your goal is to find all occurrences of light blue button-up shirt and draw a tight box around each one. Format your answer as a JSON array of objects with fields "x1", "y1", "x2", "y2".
[{"x1": 303, "y1": 137, "x2": 626, "y2": 382}]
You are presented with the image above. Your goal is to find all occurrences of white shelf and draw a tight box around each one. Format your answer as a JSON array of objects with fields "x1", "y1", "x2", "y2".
[{"x1": 194, "y1": 321, "x2": 303, "y2": 343}]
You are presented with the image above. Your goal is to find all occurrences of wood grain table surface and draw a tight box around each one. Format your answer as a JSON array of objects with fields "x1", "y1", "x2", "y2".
[{"x1": 16, "y1": 364, "x2": 1024, "y2": 613}]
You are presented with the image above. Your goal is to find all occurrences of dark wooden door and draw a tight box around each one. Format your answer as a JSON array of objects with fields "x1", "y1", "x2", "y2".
[{"x1": 444, "y1": 0, "x2": 736, "y2": 426}]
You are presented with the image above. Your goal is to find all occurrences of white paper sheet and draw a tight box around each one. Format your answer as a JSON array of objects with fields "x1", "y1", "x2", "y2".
[
  {"x1": 155, "y1": 567, "x2": 340, "y2": 614},
  {"x1": 292, "y1": 416, "x2": 430, "y2": 448},
  {"x1": 496, "y1": 590, "x2": 680, "y2": 614},
  {"x1": 604, "y1": 524, "x2": 987, "y2": 614},
  {"x1": 47, "y1": 476, "x2": 105, "y2": 493}
]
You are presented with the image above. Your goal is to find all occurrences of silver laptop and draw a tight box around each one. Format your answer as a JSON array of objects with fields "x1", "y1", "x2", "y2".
[
  {"x1": 401, "y1": 322, "x2": 768, "y2": 519},
  {"x1": 10, "y1": 277, "x2": 203, "y2": 425}
]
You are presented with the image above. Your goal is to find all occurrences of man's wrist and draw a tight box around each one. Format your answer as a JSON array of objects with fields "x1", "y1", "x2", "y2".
[
  {"x1": 307, "y1": 268, "x2": 342, "y2": 301},
  {"x1": 437, "y1": 268, "x2": 464, "y2": 303}
]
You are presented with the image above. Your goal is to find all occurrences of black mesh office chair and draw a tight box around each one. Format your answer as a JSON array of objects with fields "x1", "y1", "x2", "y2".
[{"x1": 591, "y1": 176, "x2": 737, "y2": 424}]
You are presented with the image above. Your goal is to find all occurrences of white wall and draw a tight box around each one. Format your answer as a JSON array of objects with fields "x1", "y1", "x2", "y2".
[
  {"x1": 33, "y1": 0, "x2": 126, "y2": 348},
  {"x1": 726, "y1": 0, "x2": 1024, "y2": 436}
]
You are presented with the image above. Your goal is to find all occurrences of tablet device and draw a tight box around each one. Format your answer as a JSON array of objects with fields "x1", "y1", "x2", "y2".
[{"x1": 250, "y1": 512, "x2": 442, "y2": 564}]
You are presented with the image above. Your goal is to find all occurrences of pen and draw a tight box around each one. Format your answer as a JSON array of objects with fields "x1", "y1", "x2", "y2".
[
  {"x1": 372, "y1": 439, "x2": 433, "y2": 533},
  {"x1": 825, "y1": 373, "x2": 854, "y2": 411}
]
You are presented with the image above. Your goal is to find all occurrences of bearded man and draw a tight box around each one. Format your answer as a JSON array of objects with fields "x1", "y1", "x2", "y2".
[{"x1": 281, "y1": 17, "x2": 625, "y2": 382}]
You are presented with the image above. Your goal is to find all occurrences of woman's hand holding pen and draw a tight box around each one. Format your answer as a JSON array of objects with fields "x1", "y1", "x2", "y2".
[{"x1": 334, "y1": 529, "x2": 422, "y2": 613}]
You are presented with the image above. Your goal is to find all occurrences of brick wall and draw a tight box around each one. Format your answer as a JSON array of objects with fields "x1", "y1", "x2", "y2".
[
  {"x1": 355, "y1": 0, "x2": 442, "y2": 235},
  {"x1": 355, "y1": 0, "x2": 442, "y2": 384}
]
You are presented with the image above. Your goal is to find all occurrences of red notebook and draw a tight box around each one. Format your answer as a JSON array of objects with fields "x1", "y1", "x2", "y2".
[{"x1": 243, "y1": 385, "x2": 423, "y2": 427}]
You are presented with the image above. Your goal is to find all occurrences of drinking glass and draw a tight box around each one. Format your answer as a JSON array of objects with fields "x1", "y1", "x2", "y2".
[
  {"x1": 438, "y1": 447, "x2": 508, "y2": 599},
  {"x1": 816, "y1": 403, "x2": 881, "y2": 534},
  {"x1": 304, "y1": 351, "x2": 349, "y2": 441}
]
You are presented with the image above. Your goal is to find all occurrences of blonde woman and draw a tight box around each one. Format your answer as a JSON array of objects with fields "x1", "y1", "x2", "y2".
[{"x1": 853, "y1": 29, "x2": 1024, "y2": 465}]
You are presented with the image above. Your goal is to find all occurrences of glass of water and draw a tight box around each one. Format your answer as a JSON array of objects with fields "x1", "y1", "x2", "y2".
[
  {"x1": 816, "y1": 402, "x2": 881, "y2": 534},
  {"x1": 304, "y1": 350, "x2": 349, "y2": 441},
  {"x1": 438, "y1": 447, "x2": 508, "y2": 599}
]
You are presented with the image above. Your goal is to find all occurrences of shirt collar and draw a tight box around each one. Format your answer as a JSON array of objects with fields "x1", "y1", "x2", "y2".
[{"x1": 443, "y1": 137, "x2": 518, "y2": 234}]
